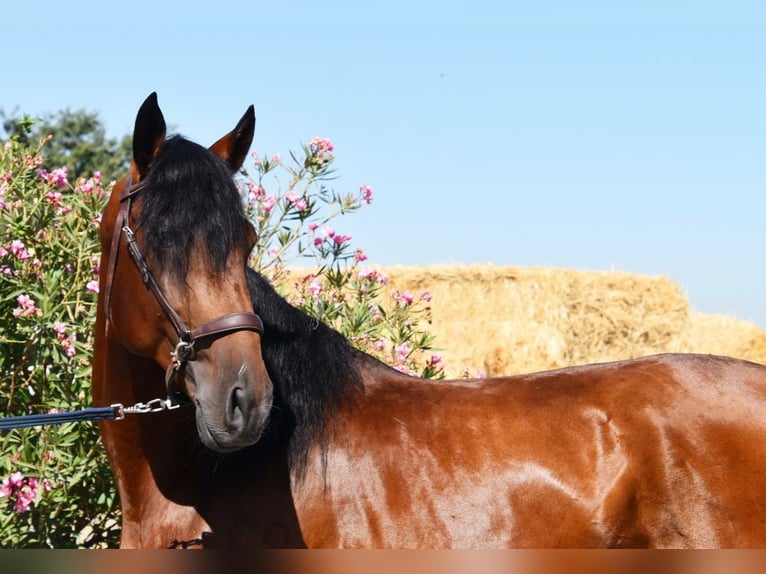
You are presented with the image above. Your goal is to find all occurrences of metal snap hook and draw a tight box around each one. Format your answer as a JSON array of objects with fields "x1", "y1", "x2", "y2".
[{"x1": 171, "y1": 339, "x2": 194, "y2": 367}]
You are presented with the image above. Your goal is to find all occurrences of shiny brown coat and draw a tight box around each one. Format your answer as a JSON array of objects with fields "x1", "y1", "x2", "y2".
[{"x1": 295, "y1": 353, "x2": 766, "y2": 548}]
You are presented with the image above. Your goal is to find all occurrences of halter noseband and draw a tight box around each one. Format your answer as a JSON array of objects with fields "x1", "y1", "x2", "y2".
[{"x1": 103, "y1": 176, "x2": 264, "y2": 405}]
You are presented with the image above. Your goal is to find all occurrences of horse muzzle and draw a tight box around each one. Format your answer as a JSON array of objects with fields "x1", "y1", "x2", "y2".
[{"x1": 185, "y1": 358, "x2": 274, "y2": 452}]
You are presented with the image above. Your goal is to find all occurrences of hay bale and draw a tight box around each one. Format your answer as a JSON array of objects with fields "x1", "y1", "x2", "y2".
[
  {"x1": 383, "y1": 264, "x2": 691, "y2": 376},
  {"x1": 681, "y1": 312, "x2": 766, "y2": 364}
]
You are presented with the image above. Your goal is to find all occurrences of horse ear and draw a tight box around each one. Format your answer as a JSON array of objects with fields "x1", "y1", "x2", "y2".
[
  {"x1": 131, "y1": 92, "x2": 167, "y2": 178},
  {"x1": 210, "y1": 105, "x2": 255, "y2": 172}
]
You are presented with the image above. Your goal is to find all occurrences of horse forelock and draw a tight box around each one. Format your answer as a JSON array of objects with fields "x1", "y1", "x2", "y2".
[
  {"x1": 136, "y1": 135, "x2": 250, "y2": 283},
  {"x1": 245, "y1": 268, "x2": 365, "y2": 478}
]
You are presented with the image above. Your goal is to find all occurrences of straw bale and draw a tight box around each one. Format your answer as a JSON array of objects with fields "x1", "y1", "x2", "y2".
[
  {"x1": 383, "y1": 265, "x2": 691, "y2": 376},
  {"x1": 681, "y1": 312, "x2": 766, "y2": 364}
]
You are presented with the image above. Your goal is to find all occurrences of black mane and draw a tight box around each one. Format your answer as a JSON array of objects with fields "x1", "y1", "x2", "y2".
[
  {"x1": 137, "y1": 135, "x2": 251, "y2": 281},
  {"x1": 136, "y1": 134, "x2": 364, "y2": 476},
  {"x1": 246, "y1": 268, "x2": 365, "y2": 476}
]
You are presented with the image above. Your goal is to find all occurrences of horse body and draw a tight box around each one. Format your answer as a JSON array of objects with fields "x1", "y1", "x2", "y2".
[
  {"x1": 94, "y1": 94, "x2": 766, "y2": 548},
  {"x1": 293, "y1": 352, "x2": 766, "y2": 548},
  {"x1": 105, "y1": 349, "x2": 766, "y2": 549}
]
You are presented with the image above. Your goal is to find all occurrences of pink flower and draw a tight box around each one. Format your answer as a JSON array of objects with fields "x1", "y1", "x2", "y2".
[
  {"x1": 86, "y1": 280, "x2": 99, "y2": 293},
  {"x1": 13, "y1": 485, "x2": 37, "y2": 513},
  {"x1": 293, "y1": 199, "x2": 308, "y2": 212},
  {"x1": 78, "y1": 179, "x2": 94, "y2": 194},
  {"x1": 307, "y1": 278, "x2": 322, "y2": 296},
  {"x1": 358, "y1": 266, "x2": 375, "y2": 280},
  {"x1": 427, "y1": 355, "x2": 442, "y2": 367},
  {"x1": 246, "y1": 182, "x2": 264, "y2": 203},
  {"x1": 400, "y1": 291, "x2": 414, "y2": 305},
  {"x1": 10, "y1": 239, "x2": 28, "y2": 260},
  {"x1": 39, "y1": 167, "x2": 68, "y2": 188},
  {"x1": 261, "y1": 194, "x2": 277, "y2": 214},
  {"x1": 93, "y1": 171, "x2": 102, "y2": 181},
  {"x1": 308, "y1": 223, "x2": 319, "y2": 232},
  {"x1": 0, "y1": 246, "x2": 7, "y2": 258},
  {"x1": 358, "y1": 266, "x2": 389, "y2": 285},
  {"x1": 45, "y1": 191, "x2": 63, "y2": 206},
  {"x1": 333, "y1": 234, "x2": 352, "y2": 246},
  {"x1": 53, "y1": 321, "x2": 67, "y2": 339},
  {"x1": 395, "y1": 342, "x2": 411, "y2": 364},
  {"x1": 49, "y1": 167, "x2": 68, "y2": 188},
  {"x1": 354, "y1": 248, "x2": 368, "y2": 262},
  {"x1": 1, "y1": 472, "x2": 42, "y2": 514},
  {"x1": 0, "y1": 472, "x2": 24, "y2": 495},
  {"x1": 285, "y1": 190, "x2": 308, "y2": 212},
  {"x1": 359, "y1": 185, "x2": 374, "y2": 204},
  {"x1": 13, "y1": 294, "x2": 39, "y2": 318},
  {"x1": 63, "y1": 336, "x2": 77, "y2": 357},
  {"x1": 321, "y1": 226, "x2": 335, "y2": 239},
  {"x1": 308, "y1": 137, "x2": 335, "y2": 155},
  {"x1": 313, "y1": 237, "x2": 323, "y2": 247},
  {"x1": 26, "y1": 153, "x2": 43, "y2": 168},
  {"x1": 271, "y1": 153, "x2": 282, "y2": 164},
  {"x1": 420, "y1": 291, "x2": 432, "y2": 302}
]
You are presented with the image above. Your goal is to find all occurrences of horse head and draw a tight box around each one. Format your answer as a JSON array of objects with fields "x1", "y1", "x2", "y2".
[{"x1": 100, "y1": 93, "x2": 273, "y2": 452}]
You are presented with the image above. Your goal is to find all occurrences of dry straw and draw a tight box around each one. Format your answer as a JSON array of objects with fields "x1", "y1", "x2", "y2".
[{"x1": 380, "y1": 264, "x2": 766, "y2": 377}]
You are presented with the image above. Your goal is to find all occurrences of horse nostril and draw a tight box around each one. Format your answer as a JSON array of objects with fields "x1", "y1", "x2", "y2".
[{"x1": 228, "y1": 386, "x2": 246, "y2": 429}]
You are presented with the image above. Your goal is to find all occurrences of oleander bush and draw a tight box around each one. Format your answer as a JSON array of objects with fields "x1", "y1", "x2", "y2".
[
  {"x1": 0, "y1": 119, "x2": 117, "y2": 547},
  {"x1": 0, "y1": 119, "x2": 440, "y2": 547}
]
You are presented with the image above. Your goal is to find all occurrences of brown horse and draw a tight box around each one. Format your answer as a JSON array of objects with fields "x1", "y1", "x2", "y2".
[
  {"x1": 95, "y1": 95, "x2": 766, "y2": 548},
  {"x1": 93, "y1": 93, "x2": 274, "y2": 546}
]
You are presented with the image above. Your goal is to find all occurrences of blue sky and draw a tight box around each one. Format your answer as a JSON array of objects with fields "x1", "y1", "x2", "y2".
[{"x1": 4, "y1": 1, "x2": 765, "y2": 328}]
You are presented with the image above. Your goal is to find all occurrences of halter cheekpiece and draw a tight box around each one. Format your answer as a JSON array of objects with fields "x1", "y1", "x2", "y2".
[{"x1": 103, "y1": 176, "x2": 264, "y2": 406}]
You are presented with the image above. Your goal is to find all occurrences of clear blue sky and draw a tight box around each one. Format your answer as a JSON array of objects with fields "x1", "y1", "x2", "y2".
[{"x1": 4, "y1": 1, "x2": 765, "y2": 328}]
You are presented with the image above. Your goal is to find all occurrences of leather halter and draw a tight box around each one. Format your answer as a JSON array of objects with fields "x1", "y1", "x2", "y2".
[{"x1": 103, "y1": 176, "x2": 264, "y2": 405}]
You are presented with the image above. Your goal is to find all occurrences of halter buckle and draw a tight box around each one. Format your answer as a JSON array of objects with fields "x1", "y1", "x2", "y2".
[
  {"x1": 122, "y1": 226, "x2": 151, "y2": 285},
  {"x1": 171, "y1": 338, "x2": 195, "y2": 367}
]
